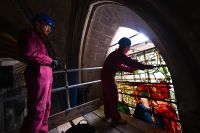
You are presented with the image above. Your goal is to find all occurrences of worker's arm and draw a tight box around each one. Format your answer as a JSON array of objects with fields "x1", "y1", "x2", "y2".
[
  {"x1": 118, "y1": 64, "x2": 136, "y2": 72},
  {"x1": 120, "y1": 54, "x2": 154, "y2": 70},
  {"x1": 22, "y1": 30, "x2": 52, "y2": 65}
]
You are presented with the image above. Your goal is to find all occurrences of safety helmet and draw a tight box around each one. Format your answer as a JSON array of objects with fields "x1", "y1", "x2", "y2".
[
  {"x1": 32, "y1": 13, "x2": 55, "y2": 27},
  {"x1": 118, "y1": 37, "x2": 131, "y2": 48}
]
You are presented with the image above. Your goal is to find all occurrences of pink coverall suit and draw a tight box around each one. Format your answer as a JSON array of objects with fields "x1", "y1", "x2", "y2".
[
  {"x1": 101, "y1": 48, "x2": 151, "y2": 121},
  {"x1": 19, "y1": 28, "x2": 53, "y2": 133}
]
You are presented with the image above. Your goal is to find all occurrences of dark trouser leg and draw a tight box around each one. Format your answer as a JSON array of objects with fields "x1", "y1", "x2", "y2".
[{"x1": 102, "y1": 80, "x2": 121, "y2": 121}]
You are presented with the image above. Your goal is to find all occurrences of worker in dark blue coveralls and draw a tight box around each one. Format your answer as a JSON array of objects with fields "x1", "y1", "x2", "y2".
[{"x1": 101, "y1": 37, "x2": 154, "y2": 124}]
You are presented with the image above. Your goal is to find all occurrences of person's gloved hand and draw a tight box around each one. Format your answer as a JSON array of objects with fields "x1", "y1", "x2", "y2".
[{"x1": 51, "y1": 59, "x2": 59, "y2": 68}]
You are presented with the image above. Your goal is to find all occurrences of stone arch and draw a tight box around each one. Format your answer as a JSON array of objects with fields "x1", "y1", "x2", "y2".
[{"x1": 79, "y1": 1, "x2": 199, "y2": 132}]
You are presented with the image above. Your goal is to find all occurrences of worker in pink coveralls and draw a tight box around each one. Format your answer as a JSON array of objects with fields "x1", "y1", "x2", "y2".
[
  {"x1": 19, "y1": 13, "x2": 58, "y2": 133},
  {"x1": 101, "y1": 37, "x2": 154, "y2": 124}
]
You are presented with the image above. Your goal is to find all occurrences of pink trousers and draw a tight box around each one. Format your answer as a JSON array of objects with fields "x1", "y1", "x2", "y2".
[{"x1": 21, "y1": 66, "x2": 52, "y2": 133}]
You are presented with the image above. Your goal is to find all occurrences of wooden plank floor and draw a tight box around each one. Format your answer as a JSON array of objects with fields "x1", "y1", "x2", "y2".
[{"x1": 49, "y1": 106, "x2": 167, "y2": 133}]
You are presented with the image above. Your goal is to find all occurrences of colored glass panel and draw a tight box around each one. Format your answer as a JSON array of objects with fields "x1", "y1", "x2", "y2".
[{"x1": 115, "y1": 48, "x2": 181, "y2": 132}]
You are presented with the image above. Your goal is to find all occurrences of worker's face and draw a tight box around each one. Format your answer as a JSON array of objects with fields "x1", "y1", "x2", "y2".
[
  {"x1": 37, "y1": 21, "x2": 52, "y2": 36},
  {"x1": 41, "y1": 23, "x2": 52, "y2": 36},
  {"x1": 124, "y1": 46, "x2": 130, "y2": 54}
]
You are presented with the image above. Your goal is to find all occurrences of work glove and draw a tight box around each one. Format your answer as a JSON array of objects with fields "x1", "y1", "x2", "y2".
[{"x1": 51, "y1": 59, "x2": 59, "y2": 68}]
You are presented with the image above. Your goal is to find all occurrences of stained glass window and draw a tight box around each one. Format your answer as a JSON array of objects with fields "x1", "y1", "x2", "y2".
[{"x1": 115, "y1": 47, "x2": 181, "y2": 132}]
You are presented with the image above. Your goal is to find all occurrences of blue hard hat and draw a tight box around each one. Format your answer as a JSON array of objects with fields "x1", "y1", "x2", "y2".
[
  {"x1": 33, "y1": 13, "x2": 55, "y2": 27},
  {"x1": 118, "y1": 37, "x2": 131, "y2": 47}
]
